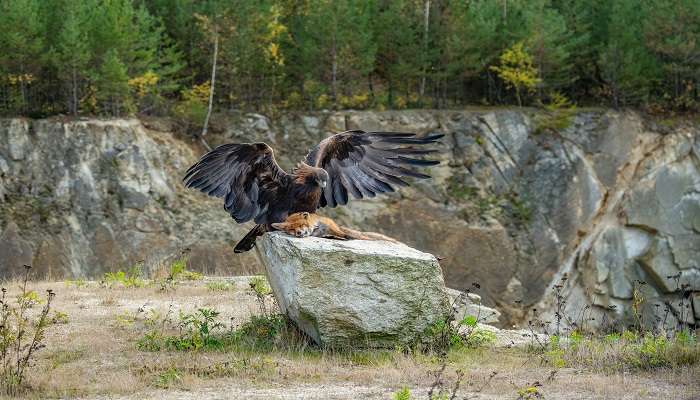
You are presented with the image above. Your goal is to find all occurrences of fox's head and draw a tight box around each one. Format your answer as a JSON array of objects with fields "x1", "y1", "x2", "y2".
[{"x1": 272, "y1": 212, "x2": 314, "y2": 237}]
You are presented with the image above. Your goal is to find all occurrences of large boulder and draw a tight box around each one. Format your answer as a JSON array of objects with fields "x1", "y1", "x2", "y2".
[{"x1": 256, "y1": 232, "x2": 451, "y2": 348}]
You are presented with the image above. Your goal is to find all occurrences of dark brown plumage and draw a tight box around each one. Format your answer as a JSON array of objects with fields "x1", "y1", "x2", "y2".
[{"x1": 183, "y1": 130, "x2": 443, "y2": 252}]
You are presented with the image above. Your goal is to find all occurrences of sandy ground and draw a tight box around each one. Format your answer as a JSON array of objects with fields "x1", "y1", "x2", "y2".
[{"x1": 2, "y1": 278, "x2": 698, "y2": 400}]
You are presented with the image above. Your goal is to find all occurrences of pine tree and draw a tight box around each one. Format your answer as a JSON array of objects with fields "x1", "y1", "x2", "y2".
[
  {"x1": 95, "y1": 49, "x2": 132, "y2": 116},
  {"x1": 298, "y1": 0, "x2": 376, "y2": 108},
  {"x1": 51, "y1": 0, "x2": 91, "y2": 114},
  {"x1": 0, "y1": 0, "x2": 45, "y2": 113},
  {"x1": 598, "y1": 0, "x2": 659, "y2": 107},
  {"x1": 521, "y1": 1, "x2": 581, "y2": 97},
  {"x1": 373, "y1": 0, "x2": 423, "y2": 106},
  {"x1": 643, "y1": 0, "x2": 700, "y2": 109},
  {"x1": 445, "y1": 0, "x2": 503, "y2": 101}
]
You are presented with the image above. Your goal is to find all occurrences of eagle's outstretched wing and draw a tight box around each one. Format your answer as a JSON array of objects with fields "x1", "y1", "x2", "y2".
[
  {"x1": 305, "y1": 130, "x2": 443, "y2": 207},
  {"x1": 183, "y1": 143, "x2": 291, "y2": 224}
]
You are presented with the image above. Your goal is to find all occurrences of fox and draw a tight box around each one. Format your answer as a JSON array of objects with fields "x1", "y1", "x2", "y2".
[{"x1": 270, "y1": 212, "x2": 398, "y2": 243}]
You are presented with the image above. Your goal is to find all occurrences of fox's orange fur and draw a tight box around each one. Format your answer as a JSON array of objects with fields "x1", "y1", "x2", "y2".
[{"x1": 271, "y1": 212, "x2": 397, "y2": 242}]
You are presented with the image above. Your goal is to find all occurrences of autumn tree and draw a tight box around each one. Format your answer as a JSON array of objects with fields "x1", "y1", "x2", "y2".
[{"x1": 490, "y1": 42, "x2": 541, "y2": 106}]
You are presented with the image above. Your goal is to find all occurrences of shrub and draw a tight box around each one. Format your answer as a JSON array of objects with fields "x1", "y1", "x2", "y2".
[
  {"x1": 102, "y1": 263, "x2": 147, "y2": 288},
  {"x1": 168, "y1": 257, "x2": 202, "y2": 281},
  {"x1": 153, "y1": 367, "x2": 182, "y2": 388},
  {"x1": 173, "y1": 82, "x2": 210, "y2": 129},
  {"x1": 0, "y1": 266, "x2": 56, "y2": 395},
  {"x1": 534, "y1": 92, "x2": 577, "y2": 135}
]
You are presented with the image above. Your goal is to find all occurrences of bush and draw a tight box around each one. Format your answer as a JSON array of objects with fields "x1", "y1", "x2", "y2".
[
  {"x1": 534, "y1": 92, "x2": 577, "y2": 134},
  {"x1": 0, "y1": 266, "x2": 56, "y2": 395},
  {"x1": 136, "y1": 306, "x2": 296, "y2": 353}
]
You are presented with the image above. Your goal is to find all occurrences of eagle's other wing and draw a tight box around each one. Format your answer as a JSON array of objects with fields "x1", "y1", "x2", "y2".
[
  {"x1": 183, "y1": 143, "x2": 291, "y2": 224},
  {"x1": 305, "y1": 130, "x2": 443, "y2": 208}
]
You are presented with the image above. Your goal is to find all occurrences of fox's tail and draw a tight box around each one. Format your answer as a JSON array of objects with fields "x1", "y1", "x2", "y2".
[
  {"x1": 234, "y1": 224, "x2": 268, "y2": 253},
  {"x1": 338, "y1": 227, "x2": 398, "y2": 243}
]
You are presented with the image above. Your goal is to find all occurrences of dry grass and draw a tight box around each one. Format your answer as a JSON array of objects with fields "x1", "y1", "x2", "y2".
[{"x1": 0, "y1": 278, "x2": 697, "y2": 400}]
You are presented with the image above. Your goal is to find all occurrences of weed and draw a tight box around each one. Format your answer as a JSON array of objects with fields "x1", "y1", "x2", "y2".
[
  {"x1": 156, "y1": 254, "x2": 203, "y2": 291},
  {"x1": 171, "y1": 308, "x2": 225, "y2": 350},
  {"x1": 168, "y1": 257, "x2": 202, "y2": 281},
  {"x1": 446, "y1": 175, "x2": 477, "y2": 200},
  {"x1": 507, "y1": 192, "x2": 532, "y2": 224},
  {"x1": 249, "y1": 276, "x2": 273, "y2": 315},
  {"x1": 102, "y1": 262, "x2": 147, "y2": 289},
  {"x1": 0, "y1": 265, "x2": 56, "y2": 395},
  {"x1": 47, "y1": 349, "x2": 85, "y2": 369},
  {"x1": 542, "y1": 329, "x2": 700, "y2": 372},
  {"x1": 153, "y1": 367, "x2": 182, "y2": 388},
  {"x1": 114, "y1": 311, "x2": 137, "y2": 329},
  {"x1": 64, "y1": 278, "x2": 87, "y2": 288},
  {"x1": 393, "y1": 386, "x2": 411, "y2": 400},
  {"x1": 516, "y1": 382, "x2": 544, "y2": 399},
  {"x1": 51, "y1": 311, "x2": 69, "y2": 324},
  {"x1": 138, "y1": 307, "x2": 226, "y2": 351},
  {"x1": 206, "y1": 281, "x2": 232, "y2": 291}
]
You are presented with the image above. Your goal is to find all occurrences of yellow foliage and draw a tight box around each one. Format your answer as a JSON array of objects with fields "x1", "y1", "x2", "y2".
[
  {"x1": 128, "y1": 71, "x2": 159, "y2": 98},
  {"x1": 267, "y1": 43, "x2": 283, "y2": 66},
  {"x1": 315, "y1": 94, "x2": 330, "y2": 109},
  {"x1": 79, "y1": 85, "x2": 98, "y2": 114},
  {"x1": 182, "y1": 81, "x2": 211, "y2": 104},
  {"x1": 174, "y1": 81, "x2": 211, "y2": 125},
  {"x1": 5, "y1": 74, "x2": 35, "y2": 85},
  {"x1": 490, "y1": 42, "x2": 540, "y2": 105},
  {"x1": 338, "y1": 92, "x2": 370, "y2": 109},
  {"x1": 264, "y1": 5, "x2": 288, "y2": 66},
  {"x1": 394, "y1": 95, "x2": 407, "y2": 109},
  {"x1": 283, "y1": 91, "x2": 303, "y2": 109}
]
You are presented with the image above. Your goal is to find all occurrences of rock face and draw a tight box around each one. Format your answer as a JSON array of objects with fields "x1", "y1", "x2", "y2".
[
  {"x1": 0, "y1": 110, "x2": 698, "y2": 330},
  {"x1": 0, "y1": 118, "x2": 260, "y2": 278},
  {"x1": 256, "y1": 232, "x2": 450, "y2": 347}
]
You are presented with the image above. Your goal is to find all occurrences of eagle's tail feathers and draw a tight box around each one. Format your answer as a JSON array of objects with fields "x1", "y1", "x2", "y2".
[{"x1": 234, "y1": 224, "x2": 267, "y2": 253}]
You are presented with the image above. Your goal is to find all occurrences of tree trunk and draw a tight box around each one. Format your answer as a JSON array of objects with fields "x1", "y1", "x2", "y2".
[
  {"x1": 71, "y1": 66, "x2": 78, "y2": 115},
  {"x1": 331, "y1": 34, "x2": 337, "y2": 108},
  {"x1": 201, "y1": 33, "x2": 218, "y2": 143},
  {"x1": 419, "y1": 0, "x2": 430, "y2": 97}
]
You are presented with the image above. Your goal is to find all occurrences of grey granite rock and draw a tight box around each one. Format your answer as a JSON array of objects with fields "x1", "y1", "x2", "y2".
[{"x1": 256, "y1": 232, "x2": 450, "y2": 348}]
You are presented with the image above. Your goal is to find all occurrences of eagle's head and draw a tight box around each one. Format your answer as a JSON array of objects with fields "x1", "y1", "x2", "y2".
[{"x1": 294, "y1": 162, "x2": 328, "y2": 188}]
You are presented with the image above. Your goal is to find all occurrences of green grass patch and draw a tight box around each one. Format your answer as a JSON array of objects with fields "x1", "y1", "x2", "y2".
[
  {"x1": 205, "y1": 281, "x2": 233, "y2": 291},
  {"x1": 540, "y1": 330, "x2": 700, "y2": 372}
]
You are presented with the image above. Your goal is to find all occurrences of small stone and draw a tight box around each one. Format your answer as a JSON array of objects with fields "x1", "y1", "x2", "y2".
[{"x1": 445, "y1": 288, "x2": 501, "y2": 324}]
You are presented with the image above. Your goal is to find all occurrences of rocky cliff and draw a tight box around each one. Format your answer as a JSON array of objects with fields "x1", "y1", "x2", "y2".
[{"x1": 0, "y1": 110, "x2": 698, "y2": 328}]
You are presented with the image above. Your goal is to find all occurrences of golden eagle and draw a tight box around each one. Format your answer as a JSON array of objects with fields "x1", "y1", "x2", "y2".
[{"x1": 183, "y1": 130, "x2": 443, "y2": 252}]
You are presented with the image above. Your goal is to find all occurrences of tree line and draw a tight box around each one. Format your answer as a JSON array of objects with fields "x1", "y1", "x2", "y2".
[{"x1": 1, "y1": 0, "x2": 699, "y2": 121}]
